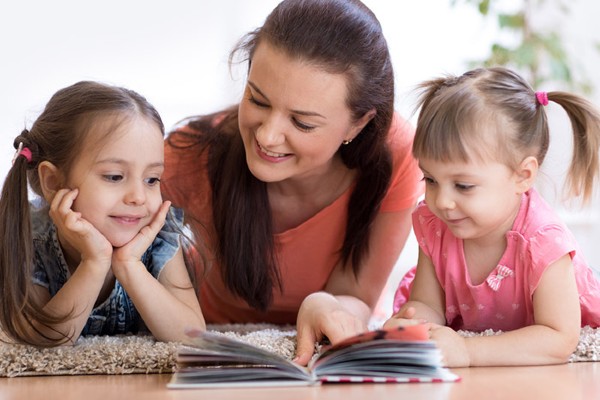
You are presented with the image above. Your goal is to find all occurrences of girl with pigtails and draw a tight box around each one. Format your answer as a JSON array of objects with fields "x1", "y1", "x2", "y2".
[
  {"x1": 0, "y1": 81, "x2": 204, "y2": 347},
  {"x1": 386, "y1": 67, "x2": 600, "y2": 367}
]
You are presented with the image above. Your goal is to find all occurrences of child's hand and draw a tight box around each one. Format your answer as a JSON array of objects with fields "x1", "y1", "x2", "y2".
[
  {"x1": 49, "y1": 188, "x2": 112, "y2": 265},
  {"x1": 111, "y1": 201, "x2": 171, "y2": 270},
  {"x1": 383, "y1": 306, "x2": 425, "y2": 329},
  {"x1": 428, "y1": 324, "x2": 470, "y2": 367}
]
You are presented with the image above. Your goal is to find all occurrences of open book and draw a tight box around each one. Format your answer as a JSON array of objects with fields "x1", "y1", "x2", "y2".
[{"x1": 167, "y1": 324, "x2": 460, "y2": 388}]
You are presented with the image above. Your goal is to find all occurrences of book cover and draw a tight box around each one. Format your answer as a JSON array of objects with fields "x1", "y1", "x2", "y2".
[{"x1": 167, "y1": 324, "x2": 460, "y2": 389}]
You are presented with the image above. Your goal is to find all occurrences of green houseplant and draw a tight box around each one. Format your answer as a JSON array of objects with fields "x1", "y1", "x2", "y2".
[{"x1": 454, "y1": 0, "x2": 597, "y2": 93}]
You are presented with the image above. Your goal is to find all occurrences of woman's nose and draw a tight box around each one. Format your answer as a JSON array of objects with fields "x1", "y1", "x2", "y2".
[{"x1": 255, "y1": 113, "x2": 286, "y2": 147}]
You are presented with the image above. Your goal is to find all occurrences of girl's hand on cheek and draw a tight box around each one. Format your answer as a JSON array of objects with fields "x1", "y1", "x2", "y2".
[
  {"x1": 49, "y1": 188, "x2": 112, "y2": 265},
  {"x1": 112, "y1": 201, "x2": 170, "y2": 271}
]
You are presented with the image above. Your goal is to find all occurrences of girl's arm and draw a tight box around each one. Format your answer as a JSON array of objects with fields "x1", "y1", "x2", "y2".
[
  {"x1": 384, "y1": 248, "x2": 446, "y2": 327},
  {"x1": 112, "y1": 202, "x2": 205, "y2": 343},
  {"x1": 294, "y1": 207, "x2": 413, "y2": 365},
  {"x1": 29, "y1": 188, "x2": 114, "y2": 345},
  {"x1": 437, "y1": 254, "x2": 580, "y2": 367},
  {"x1": 114, "y1": 247, "x2": 205, "y2": 342},
  {"x1": 30, "y1": 260, "x2": 112, "y2": 345}
]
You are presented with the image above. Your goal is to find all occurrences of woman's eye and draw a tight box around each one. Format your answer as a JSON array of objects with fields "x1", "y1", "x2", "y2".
[
  {"x1": 103, "y1": 174, "x2": 123, "y2": 182},
  {"x1": 145, "y1": 177, "x2": 161, "y2": 186},
  {"x1": 248, "y1": 95, "x2": 268, "y2": 108},
  {"x1": 293, "y1": 118, "x2": 316, "y2": 132}
]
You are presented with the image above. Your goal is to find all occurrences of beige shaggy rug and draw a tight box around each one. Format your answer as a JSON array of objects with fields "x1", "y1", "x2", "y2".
[{"x1": 1, "y1": 324, "x2": 599, "y2": 377}]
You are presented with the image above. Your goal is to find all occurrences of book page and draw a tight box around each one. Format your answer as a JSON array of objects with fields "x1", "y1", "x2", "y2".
[{"x1": 168, "y1": 329, "x2": 316, "y2": 388}]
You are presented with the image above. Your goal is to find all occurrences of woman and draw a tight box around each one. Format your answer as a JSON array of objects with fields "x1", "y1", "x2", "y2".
[{"x1": 162, "y1": 0, "x2": 422, "y2": 365}]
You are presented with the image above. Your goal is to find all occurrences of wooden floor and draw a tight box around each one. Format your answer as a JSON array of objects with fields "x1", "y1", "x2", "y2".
[{"x1": 1, "y1": 362, "x2": 599, "y2": 400}]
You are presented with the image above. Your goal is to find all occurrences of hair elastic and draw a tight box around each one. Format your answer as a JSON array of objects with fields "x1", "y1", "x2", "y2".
[
  {"x1": 11, "y1": 142, "x2": 33, "y2": 164},
  {"x1": 535, "y1": 91, "x2": 549, "y2": 106}
]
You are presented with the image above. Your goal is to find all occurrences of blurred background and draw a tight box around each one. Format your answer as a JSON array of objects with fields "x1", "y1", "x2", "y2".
[{"x1": 1, "y1": 0, "x2": 599, "y2": 317}]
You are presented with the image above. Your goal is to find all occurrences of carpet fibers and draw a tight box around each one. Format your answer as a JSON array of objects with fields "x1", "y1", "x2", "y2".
[{"x1": 1, "y1": 324, "x2": 598, "y2": 377}]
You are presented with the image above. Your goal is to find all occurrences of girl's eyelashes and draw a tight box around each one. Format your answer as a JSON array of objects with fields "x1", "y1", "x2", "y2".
[
  {"x1": 103, "y1": 174, "x2": 123, "y2": 183},
  {"x1": 101, "y1": 174, "x2": 161, "y2": 186},
  {"x1": 421, "y1": 176, "x2": 436, "y2": 185},
  {"x1": 421, "y1": 175, "x2": 475, "y2": 191},
  {"x1": 145, "y1": 177, "x2": 161, "y2": 186},
  {"x1": 455, "y1": 182, "x2": 475, "y2": 191}
]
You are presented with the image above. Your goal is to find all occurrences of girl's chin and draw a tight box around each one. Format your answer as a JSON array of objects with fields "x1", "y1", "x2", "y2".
[
  {"x1": 446, "y1": 226, "x2": 473, "y2": 240},
  {"x1": 108, "y1": 235, "x2": 138, "y2": 248}
]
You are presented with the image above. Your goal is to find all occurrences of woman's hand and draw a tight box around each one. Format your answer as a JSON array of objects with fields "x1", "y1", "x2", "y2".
[
  {"x1": 294, "y1": 292, "x2": 367, "y2": 366},
  {"x1": 49, "y1": 188, "x2": 112, "y2": 266}
]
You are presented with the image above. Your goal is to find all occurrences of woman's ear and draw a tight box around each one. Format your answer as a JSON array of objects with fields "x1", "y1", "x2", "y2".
[
  {"x1": 38, "y1": 161, "x2": 63, "y2": 202},
  {"x1": 345, "y1": 109, "x2": 376, "y2": 143},
  {"x1": 514, "y1": 156, "x2": 538, "y2": 194}
]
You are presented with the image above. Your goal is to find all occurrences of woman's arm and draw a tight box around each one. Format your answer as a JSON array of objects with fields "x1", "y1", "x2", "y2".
[
  {"x1": 431, "y1": 254, "x2": 581, "y2": 367},
  {"x1": 294, "y1": 207, "x2": 413, "y2": 365},
  {"x1": 112, "y1": 202, "x2": 205, "y2": 343}
]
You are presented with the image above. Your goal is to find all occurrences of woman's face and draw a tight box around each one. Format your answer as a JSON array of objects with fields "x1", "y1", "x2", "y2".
[{"x1": 238, "y1": 41, "x2": 369, "y2": 185}]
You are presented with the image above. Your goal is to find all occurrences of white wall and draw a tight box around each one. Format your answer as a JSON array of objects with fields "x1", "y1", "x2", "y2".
[
  {"x1": 0, "y1": 0, "x2": 496, "y2": 178},
  {"x1": 1, "y1": 1, "x2": 599, "y2": 316}
]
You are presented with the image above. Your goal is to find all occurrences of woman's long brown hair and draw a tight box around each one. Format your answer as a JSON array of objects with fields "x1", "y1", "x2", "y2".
[{"x1": 167, "y1": 0, "x2": 395, "y2": 311}]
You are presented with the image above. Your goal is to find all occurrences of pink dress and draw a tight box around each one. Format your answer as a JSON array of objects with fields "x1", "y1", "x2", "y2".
[{"x1": 394, "y1": 189, "x2": 600, "y2": 331}]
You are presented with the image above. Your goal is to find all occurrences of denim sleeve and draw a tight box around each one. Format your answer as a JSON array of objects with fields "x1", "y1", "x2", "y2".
[{"x1": 141, "y1": 207, "x2": 184, "y2": 279}]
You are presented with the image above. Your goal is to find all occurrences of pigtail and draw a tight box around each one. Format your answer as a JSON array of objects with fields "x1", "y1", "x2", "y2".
[
  {"x1": 411, "y1": 67, "x2": 600, "y2": 205},
  {"x1": 548, "y1": 92, "x2": 600, "y2": 204},
  {"x1": 0, "y1": 133, "x2": 36, "y2": 343},
  {"x1": 1, "y1": 132, "x2": 74, "y2": 345}
]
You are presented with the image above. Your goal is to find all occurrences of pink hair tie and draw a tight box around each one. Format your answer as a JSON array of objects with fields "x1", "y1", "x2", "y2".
[
  {"x1": 20, "y1": 147, "x2": 33, "y2": 162},
  {"x1": 535, "y1": 91, "x2": 549, "y2": 106},
  {"x1": 12, "y1": 142, "x2": 33, "y2": 164}
]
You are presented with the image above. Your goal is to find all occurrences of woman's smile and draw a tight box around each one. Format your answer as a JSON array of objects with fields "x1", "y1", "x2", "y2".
[{"x1": 256, "y1": 140, "x2": 292, "y2": 162}]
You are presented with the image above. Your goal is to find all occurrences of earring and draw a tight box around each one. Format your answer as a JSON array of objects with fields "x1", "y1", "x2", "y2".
[{"x1": 342, "y1": 139, "x2": 353, "y2": 145}]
